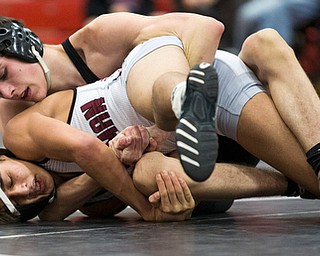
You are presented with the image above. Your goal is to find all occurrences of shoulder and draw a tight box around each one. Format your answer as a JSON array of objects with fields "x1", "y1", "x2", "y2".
[{"x1": 36, "y1": 90, "x2": 74, "y2": 121}]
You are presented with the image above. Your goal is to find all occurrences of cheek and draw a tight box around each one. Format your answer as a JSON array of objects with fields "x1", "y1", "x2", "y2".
[
  {"x1": 12, "y1": 168, "x2": 29, "y2": 181},
  {"x1": 39, "y1": 171, "x2": 55, "y2": 193},
  {"x1": 33, "y1": 86, "x2": 47, "y2": 102}
]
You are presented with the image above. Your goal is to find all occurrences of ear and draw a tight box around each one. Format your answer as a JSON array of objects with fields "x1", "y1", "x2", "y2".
[{"x1": 0, "y1": 155, "x2": 8, "y2": 161}]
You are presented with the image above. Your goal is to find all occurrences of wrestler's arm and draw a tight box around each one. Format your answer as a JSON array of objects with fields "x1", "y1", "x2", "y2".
[
  {"x1": 72, "y1": 12, "x2": 224, "y2": 76},
  {"x1": 39, "y1": 173, "x2": 102, "y2": 221},
  {"x1": 39, "y1": 126, "x2": 152, "y2": 221},
  {"x1": 0, "y1": 99, "x2": 33, "y2": 132},
  {"x1": 3, "y1": 108, "x2": 190, "y2": 221}
]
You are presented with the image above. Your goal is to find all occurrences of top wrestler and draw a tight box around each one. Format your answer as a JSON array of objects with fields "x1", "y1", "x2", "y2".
[{"x1": 0, "y1": 13, "x2": 224, "y2": 181}]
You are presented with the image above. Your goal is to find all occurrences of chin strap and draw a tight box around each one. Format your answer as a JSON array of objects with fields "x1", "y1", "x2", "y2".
[
  {"x1": 31, "y1": 45, "x2": 51, "y2": 92},
  {"x1": 0, "y1": 187, "x2": 20, "y2": 216}
]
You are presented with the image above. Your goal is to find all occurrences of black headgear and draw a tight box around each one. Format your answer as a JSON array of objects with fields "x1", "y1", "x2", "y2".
[
  {"x1": 16, "y1": 189, "x2": 55, "y2": 221},
  {"x1": 0, "y1": 18, "x2": 43, "y2": 63}
]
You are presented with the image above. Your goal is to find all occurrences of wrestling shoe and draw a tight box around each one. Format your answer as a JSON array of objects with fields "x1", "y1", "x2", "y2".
[{"x1": 176, "y1": 62, "x2": 219, "y2": 181}]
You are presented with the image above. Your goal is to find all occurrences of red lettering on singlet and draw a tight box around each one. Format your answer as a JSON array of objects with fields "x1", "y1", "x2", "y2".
[
  {"x1": 81, "y1": 98, "x2": 107, "y2": 119},
  {"x1": 81, "y1": 98, "x2": 118, "y2": 143}
]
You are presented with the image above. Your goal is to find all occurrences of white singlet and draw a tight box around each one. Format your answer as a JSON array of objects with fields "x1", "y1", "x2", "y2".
[
  {"x1": 40, "y1": 36, "x2": 183, "y2": 174},
  {"x1": 41, "y1": 36, "x2": 267, "y2": 175},
  {"x1": 213, "y1": 50, "x2": 266, "y2": 141}
]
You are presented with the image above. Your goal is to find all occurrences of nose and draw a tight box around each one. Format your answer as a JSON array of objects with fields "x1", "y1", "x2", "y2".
[
  {"x1": 7, "y1": 182, "x2": 30, "y2": 198},
  {"x1": 0, "y1": 83, "x2": 16, "y2": 99}
]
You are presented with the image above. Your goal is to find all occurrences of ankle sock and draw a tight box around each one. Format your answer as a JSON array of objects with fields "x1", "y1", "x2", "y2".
[
  {"x1": 306, "y1": 142, "x2": 320, "y2": 175},
  {"x1": 171, "y1": 81, "x2": 186, "y2": 119}
]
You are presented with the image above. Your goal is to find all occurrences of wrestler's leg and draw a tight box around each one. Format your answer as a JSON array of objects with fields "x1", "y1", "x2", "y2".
[
  {"x1": 239, "y1": 29, "x2": 320, "y2": 154},
  {"x1": 127, "y1": 45, "x2": 218, "y2": 181},
  {"x1": 132, "y1": 151, "x2": 289, "y2": 201},
  {"x1": 237, "y1": 92, "x2": 320, "y2": 197},
  {"x1": 127, "y1": 45, "x2": 189, "y2": 130}
]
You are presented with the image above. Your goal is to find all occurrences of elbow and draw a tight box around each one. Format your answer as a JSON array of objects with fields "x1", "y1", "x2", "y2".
[
  {"x1": 241, "y1": 28, "x2": 294, "y2": 58},
  {"x1": 212, "y1": 18, "x2": 225, "y2": 37},
  {"x1": 202, "y1": 16, "x2": 225, "y2": 40},
  {"x1": 70, "y1": 135, "x2": 102, "y2": 163}
]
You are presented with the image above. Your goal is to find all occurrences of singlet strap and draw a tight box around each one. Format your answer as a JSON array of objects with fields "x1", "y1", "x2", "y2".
[{"x1": 62, "y1": 38, "x2": 99, "y2": 83}]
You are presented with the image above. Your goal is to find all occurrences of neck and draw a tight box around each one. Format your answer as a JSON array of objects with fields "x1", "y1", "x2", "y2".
[{"x1": 43, "y1": 44, "x2": 86, "y2": 94}]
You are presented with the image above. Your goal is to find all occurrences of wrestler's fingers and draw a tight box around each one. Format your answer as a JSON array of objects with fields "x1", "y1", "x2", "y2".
[
  {"x1": 145, "y1": 137, "x2": 158, "y2": 152},
  {"x1": 156, "y1": 171, "x2": 172, "y2": 211},
  {"x1": 109, "y1": 132, "x2": 132, "y2": 150},
  {"x1": 138, "y1": 125, "x2": 151, "y2": 143},
  {"x1": 117, "y1": 136, "x2": 133, "y2": 149},
  {"x1": 160, "y1": 170, "x2": 189, "y2": 213},
  {"x1": 165, "y1": 171, "x2": 195, "y2": 211},
  {"x1": 124, "y1": 126, "x2": 149, "y2": 152},
  {"x1": 177, "y1": 177, "x2": 195, "y2": 208},
  {"x1": 166, "y1": 171, "x2": 182, "y2": 205},
  {"x1": 149, "y1": 191, "x2": 161, "y2": 208}
]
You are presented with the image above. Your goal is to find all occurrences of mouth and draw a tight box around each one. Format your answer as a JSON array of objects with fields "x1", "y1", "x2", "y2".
[
  {"x1": 34, "y1": 176, "x2": 46, "y2": 196},
  {"x1": 21, "y1": 87, "x2": 30, "y2": 100}
]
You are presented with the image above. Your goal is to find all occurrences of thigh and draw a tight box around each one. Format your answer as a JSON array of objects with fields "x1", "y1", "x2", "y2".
[
  {"x1": 126, "y1": 46, "x2": 189, "y2": 122},
  {"x1": 237, "y1": 93, "x2": 319, "y2": 196}
]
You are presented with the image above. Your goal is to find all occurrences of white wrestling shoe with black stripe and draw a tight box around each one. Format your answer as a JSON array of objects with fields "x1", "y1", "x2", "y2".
[{"x1": 176, "y1": 62, "x2": 219, "y2": 181}]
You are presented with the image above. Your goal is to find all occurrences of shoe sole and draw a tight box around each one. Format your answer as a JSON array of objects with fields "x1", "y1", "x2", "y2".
[{"x1": 176, "y1": 63, "x2": 219, "y2": 181}]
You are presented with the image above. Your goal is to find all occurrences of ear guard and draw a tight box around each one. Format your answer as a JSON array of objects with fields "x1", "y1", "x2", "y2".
[
  {"x1": 0, "y1": 18, "x2": 44, "y2": 63},
  {"x1": 0, "y1": 18, "x2": 51, "y2": 89},
  {"x1": 0, "y1": 186, "x2": 56, "y2": 222}
]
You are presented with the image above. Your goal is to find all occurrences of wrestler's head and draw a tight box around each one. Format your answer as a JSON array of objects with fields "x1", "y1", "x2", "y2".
[
  {"x1": 0, "y1": 16, "x2": 50, "y2": 102},
  {"x1": 0, "y1": 149, "x2": 55, "y2": 224}
]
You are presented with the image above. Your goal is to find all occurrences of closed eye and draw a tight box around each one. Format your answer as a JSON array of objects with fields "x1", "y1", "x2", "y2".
[
  {"x1": 9, "y1": 176, "x2": 13, "y2": 188},
  {"x1": 0, "y1": 68, "x2": 7, "y2": 80}
]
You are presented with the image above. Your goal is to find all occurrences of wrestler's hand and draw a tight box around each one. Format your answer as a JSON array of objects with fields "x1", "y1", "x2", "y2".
[
  {"x1": 145, "y1": 125, "x2": 172, "y2": 151},
  {"x1": 109, "y1": 125, "x2": 157, "y2": 165},
  {"x1": 148, "y1": 170, "x2": 195, "y2": 221}
]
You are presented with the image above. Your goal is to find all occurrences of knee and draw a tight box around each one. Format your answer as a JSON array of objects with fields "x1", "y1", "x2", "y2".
[
  {"x1": 132, "y1": 152, "x2": 162, "y2": 195},
  {"x1": 242, "y1": 28, "x2": 295, "y2": 58}
]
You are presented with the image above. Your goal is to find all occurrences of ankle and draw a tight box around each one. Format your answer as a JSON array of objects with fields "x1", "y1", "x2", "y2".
[{"x1": 306, "y1": 143, "x2": 320, "y2": 175}]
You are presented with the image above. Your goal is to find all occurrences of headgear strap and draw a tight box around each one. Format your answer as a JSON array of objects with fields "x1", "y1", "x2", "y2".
[
  {"x1": 0, "y1": 187, "x2": 20, "y2": 216},
  {"x1": 31, "y1": 46, "x2": 51, "y2": 90}
]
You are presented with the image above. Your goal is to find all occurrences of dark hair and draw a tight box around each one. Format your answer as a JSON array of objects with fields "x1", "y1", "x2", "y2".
[{"x1": 0, "y1": 208, "x2": 20, "y2": 224}]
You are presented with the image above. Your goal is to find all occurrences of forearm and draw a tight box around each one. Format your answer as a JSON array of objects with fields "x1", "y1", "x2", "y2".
[
  {"x1": 39, "y1": 174, "x2": 102, "y2": 221},
  {"x1": 73, "y1": 139, "x2": 155, "y2": 221}
]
